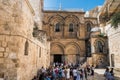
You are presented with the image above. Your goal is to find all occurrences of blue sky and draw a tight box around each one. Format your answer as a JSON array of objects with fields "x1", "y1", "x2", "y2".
[{"x1": 44, "y1": 0, "x2": 105, "y2": 11}]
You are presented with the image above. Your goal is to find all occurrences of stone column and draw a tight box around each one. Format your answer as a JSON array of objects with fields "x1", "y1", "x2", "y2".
[
  {"x1": 50, "y1": 54, "x2": 53, "y2": 65},
  {"x1": 62, "y1": 54, "x2": 65, "y2": 63}
]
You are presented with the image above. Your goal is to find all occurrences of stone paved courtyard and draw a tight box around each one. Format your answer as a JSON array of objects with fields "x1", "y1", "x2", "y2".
[{"x1": 91, "y1": 69, "x2": 120, "y2": 80}]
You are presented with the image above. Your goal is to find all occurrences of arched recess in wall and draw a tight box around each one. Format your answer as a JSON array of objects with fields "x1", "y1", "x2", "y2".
[
  {"x1": 65, "y1": 42, "x2": 81, "y2": 64},
  {"x1": 55, "y1": 23, "x2": 61, "y2": 32},
  {"x1": 65, "y1": 15, "x2": 80, "y2": 38},
  {"x1": 48, "y1": 15, "x2": 65, "y2": 38},
  {"x1": 94, "y1": 39, "x2": 105, "y2": 53},
  {"x1": 69, "y1": 23, "x2": 74, "y2": 32},
  {"x1": 48, "y1": 14, "x2": 64, "y2": 26},
  {"x1": 51, "y1": 42, "x2": 64, "y2": 54},
  {"x1": 65, "y1": 15, "x2": 79, "y2": 27},
  {"x1": 65, "y1": 42, "x2": 81, "y2": 55},
  {"x1": 24, "y1": 40, "x2": 29, "y2": 55},
  {"x1": 85, "y1": 21, "x2": 93, "y2": 32}
]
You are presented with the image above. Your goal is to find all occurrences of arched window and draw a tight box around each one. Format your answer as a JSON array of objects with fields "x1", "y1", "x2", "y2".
[
  {"x1": 24, "y1": 40, "x2": 29, "y2": 55},
  {"x1": 96, "y1": 41, "x2": 103, "y2": 53},
  {"x1": 87, "y1": 23, "x2": 91, "y2": 32},
  {"x1": 55, "y1": 23, "x2": 60, "y2": 32},
  {"x1": 69, "y1": 23, "x2": 74, "y2": 32}
]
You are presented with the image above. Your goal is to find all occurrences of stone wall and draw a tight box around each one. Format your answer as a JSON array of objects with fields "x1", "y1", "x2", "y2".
[
  {"x1": 0, "y1": 0, "x2": 50, "y2": 80},
  {"x1": 105, "y1": 24, "x2": 120, "y2": 77}
]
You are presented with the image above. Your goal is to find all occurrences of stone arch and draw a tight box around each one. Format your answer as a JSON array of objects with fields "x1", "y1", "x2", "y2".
[
  {"x1": 64, "y1": 15, "x2": 79, "y2": 38},
  {"x1": 85, "y1": 21, "x2": 94, "y2": 26},
  {"x1": 94, "y1": 39, "x2": 105, "y2": 53},
  {"x1": 65, "y1": 15, "x2": 80, "y2": 25},
  {"x1": 85, "y1": 21, "x2": 93, "y2": 32},
  {"x1": 65, "y1": 42, "x2": 81, "y2": 64},
  {"x1": 65, "y1": 42, "x2": 81, "y2": 54},
  {"x1": 48, "y1": 14, "x2": 64, "y2": 26},
  {"x1": 48, "y1": 15, "x2": 64, "y2": 38},
  {"x1": 51, "y1": 42, "x2": 64, "y2": 54}
]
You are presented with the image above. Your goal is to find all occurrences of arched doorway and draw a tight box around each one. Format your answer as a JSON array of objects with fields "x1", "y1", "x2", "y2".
[
  {"x1": 51, "y1": 43, "x2": 64, "y2": 63},
  {"x1": 65, "y1": 43, "x2": 80, "y2": 64}
]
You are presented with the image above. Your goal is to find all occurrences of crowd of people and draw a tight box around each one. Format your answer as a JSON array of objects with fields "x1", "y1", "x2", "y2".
[
  {"x1": 32, "y1": 62, "x2": 115, "y2": 80},
  {"x1": 32, "y1": 63, "x2": 95, "y2": 80}
]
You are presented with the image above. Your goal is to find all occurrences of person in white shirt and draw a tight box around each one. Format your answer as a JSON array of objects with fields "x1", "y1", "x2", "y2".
[
  {"x1": 73, "y1": 67, "x2": 77, "y2": 80},
  {"x1": 66, "y1": 67, "x2": 70, "y2": 80}
]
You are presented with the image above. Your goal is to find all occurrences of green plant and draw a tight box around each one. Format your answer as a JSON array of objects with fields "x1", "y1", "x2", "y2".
[
  {"x1": 111, "y1": 12, "x2": 120, "y2": 28},
  {"x1": 98, "y1": 33, "x2": 105, "y2": 37}
]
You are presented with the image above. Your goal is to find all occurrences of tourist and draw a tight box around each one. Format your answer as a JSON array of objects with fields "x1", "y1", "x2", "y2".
[
  {"x1": 80, "y1": 69, "x2": 83, "y2": 80},
  {"x1": 110, "y1": 68, "x2": 114, "y2": 76},
  {"x1": 51, "y1": 68, "x2": 56, "y2": 80},
  {"x1": 108, "y1": 75, "x2": 115, "y2": 80},
  {"x1": 66, "y1": 66, "x2": 70, "y2": 80},
  {"x1": 41, "y1": 66, "x2": 46, "y2": 73},
  {"x1": 87, "y1": 65, "x2": 91, "y2": 76},
  {"x1": 73, "y1": 67, "x2": 77, "y2": 80},
  {"x1": 104, "y1": 68, "x2": 111, "y2": 80},
  {"x1": 84, "y1": 67, "x2": 88, "y2": 80},
  {"x1": 70, "y1": 68, "x2": 73, "y2": 79},
  {"x1": 91, "y1": 65, "x2": 94, "y2": 76},
  {"x1": 76, "y1": 68, "x2": 80, "y2": 80},
  {"x1": 58, "y1": 67, "x2": 62, "y2": 79},
  {"x1": 62, "y1": 67, "x2": 65, "y2": 80}
]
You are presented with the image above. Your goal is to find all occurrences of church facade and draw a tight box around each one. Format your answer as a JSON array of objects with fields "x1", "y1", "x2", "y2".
[{"x1": 42, "y1": 10, "x2": 109, "y2": 67}]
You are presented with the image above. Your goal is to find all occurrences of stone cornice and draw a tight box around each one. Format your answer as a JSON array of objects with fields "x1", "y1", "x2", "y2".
[
  {"x1": 25, "y1": 0, "x2": 35, "y2": 15},
  {"x1": 84, "y1": 17, "x2": 97, "y2": 19},
  {"x1": 43, "y1": 10, "x2": 85, "y2": 14}
]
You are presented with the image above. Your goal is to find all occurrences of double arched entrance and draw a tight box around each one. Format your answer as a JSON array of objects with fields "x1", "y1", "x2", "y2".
[{"x1": 51, "y1": 42, "x2": 81, "y2": 64}]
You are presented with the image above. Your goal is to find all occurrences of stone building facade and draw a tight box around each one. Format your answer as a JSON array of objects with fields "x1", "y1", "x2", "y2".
[
  {"x1": 0, "y1": 0, "x2": 115, "y2": 79},
  {"x1": 0, "y1": 0, "x2": 50, "y2": 80},
  {"x1": 42, "y1": 10, "x2": 109, "y2": 67},
  {"x1": 99, "y1": 0, "x2": 120, "y2": 77},
  {"x1": 43, "y1": 11, "x2": 86, "y2": 64}
]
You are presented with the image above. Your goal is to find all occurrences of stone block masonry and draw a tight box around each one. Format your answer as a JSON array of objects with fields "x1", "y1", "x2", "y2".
[
  {"x1": 0, "y1": 34, "x2": 50, "y2": 80},
  {"x1": 0, "y1": 0, "x2": 50, "y2": 80}
]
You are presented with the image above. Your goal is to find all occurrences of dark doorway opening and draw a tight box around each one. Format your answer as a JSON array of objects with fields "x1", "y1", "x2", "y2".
[{"x1": 54, "y1": 54, "x2": 62, "y2": 63}]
